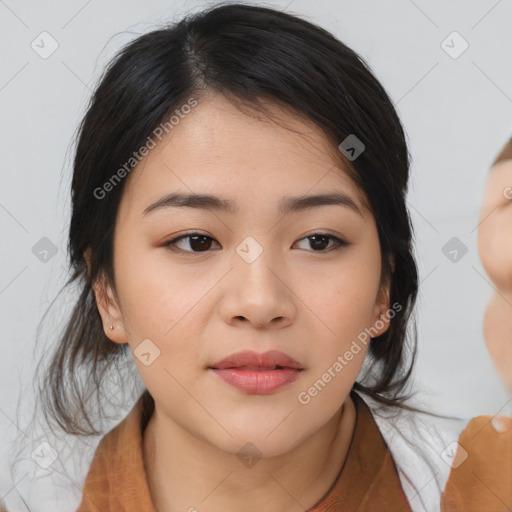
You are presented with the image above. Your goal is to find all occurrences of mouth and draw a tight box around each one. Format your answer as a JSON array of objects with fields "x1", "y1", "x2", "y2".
[
  {"x1": 212, "y1": 365, "x2": 297, "y2": 370},
  {"x1": 208, "y1": 350, "x2": 304, "y2": 394},
  {"x1": 208, "y1": 367, "x2": 303, "y2": 394},
  {"x1": 208, "y1": 349, "x2": 304, "y2": 371}
]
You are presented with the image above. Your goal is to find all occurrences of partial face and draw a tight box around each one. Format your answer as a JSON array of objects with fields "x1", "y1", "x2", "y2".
[
  {"x1": 478, "y1": 159, "x2": 512, "y2": 390},
  {"x1": 478, "y1": 160, "x2": 512, "y2": 294},
  {"x1": 94, "y1": 93, "x2": 390, "y2": 456}
]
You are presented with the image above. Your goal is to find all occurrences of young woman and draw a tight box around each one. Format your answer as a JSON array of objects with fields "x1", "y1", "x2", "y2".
[{"x1": 4, "y1": 3, "x2": 510, "y2": 512}]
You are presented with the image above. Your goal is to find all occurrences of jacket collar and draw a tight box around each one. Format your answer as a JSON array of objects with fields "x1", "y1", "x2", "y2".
[{"x1": 77, "y1": 390, "x2": 410, "y2": 511}]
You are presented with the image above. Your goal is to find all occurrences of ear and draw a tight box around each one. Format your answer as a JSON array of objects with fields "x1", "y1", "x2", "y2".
[
  {"x1": 371, "y1": 257, "x2": 394, "y2": 337},
  {"x1": 84, "y1": 248, "x2": 128, "y2": 344}
]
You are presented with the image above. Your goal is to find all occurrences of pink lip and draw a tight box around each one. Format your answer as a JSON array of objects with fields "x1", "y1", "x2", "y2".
[{"x1": 208, "y1": 350, "x2": 304, "y2": 394}]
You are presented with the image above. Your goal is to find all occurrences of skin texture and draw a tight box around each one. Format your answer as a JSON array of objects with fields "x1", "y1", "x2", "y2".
[
  {"x1": 478, "y1": 159, "x2": 512, "y2": 392},
  {"x1": 90, "y1": 93, "x2": 391, "y2": 512}
]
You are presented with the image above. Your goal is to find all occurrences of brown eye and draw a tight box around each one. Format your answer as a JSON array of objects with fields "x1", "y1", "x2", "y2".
[
  {"x1": 308, "y1": 234, "x2": 330, "y2": 251},
  {"x1": 294, "y1": 233, "x2": 349, "y2": 252},
  {"x1": 165, "y1": 233, "x2": 220, "y2": 253}
]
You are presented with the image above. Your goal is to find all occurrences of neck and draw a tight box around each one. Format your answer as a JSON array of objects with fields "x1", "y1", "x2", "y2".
[{"x1": 142, "y1": 393, "x2": 356, "y2": 512}]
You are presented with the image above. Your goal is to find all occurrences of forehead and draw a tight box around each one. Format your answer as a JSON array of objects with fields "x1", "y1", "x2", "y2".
[{"x1": 119, "y1": 94, "x2": 367, "y2": 217}]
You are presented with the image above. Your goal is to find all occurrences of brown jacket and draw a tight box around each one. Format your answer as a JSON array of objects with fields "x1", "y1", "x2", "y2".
[
  {"x1": 76, "y1": 391, "x2": 412, "y2": 511},
  {"x1": 3, "y1": 393, "x2": 509, "y2": 511},
  {"x1": 74, "y1": 391, "x2": 512, "y2": 511},
  {"x1": 441, "y1": 413, "x2": 512, "y2": 511}
]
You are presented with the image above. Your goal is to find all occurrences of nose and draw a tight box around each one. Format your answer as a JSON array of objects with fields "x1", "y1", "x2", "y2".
[{"x1": 219, "y1": 241, "x2": 296, "y2": 330}]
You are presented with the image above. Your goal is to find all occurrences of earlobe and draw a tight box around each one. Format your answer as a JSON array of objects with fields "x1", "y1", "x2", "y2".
[
  {"x1": 106, "y1": 320, "x2": 128, "y2": 344},
  {"x1": 95, "y1": 281, "x2": 129, "y2": 344},
  {"x1": 370, "y1": 308, "x2": 391, "y2": 338},
  {"x1": 90, "y1": 268, "x2": 129, "y2": 345},
  {"x1": 373, "y1": 281, "x2": 392, "y2": 337}
]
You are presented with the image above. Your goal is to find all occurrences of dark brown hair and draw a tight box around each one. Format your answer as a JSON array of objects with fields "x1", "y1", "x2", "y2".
[{"x1": 38, "y1": 2, "x2": 427, "y2": 437}]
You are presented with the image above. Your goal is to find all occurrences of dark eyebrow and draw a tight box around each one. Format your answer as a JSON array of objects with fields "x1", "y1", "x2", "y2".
[{"x1": 142, "y1": 191, "x2": 364, "y2": 217}]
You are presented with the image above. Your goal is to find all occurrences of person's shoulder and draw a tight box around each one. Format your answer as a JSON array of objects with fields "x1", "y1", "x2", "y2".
[
  {"x1": 356, "y1": 391, "x2": 470, "y2": 465},
  {"x1": 76, "y1": 394, "x2": 151, "y2": 512},
  {"x1": 441, "y1": 414, "x2": 512, "y2": 512},
  {"x1": 355, "y1": 391, "x2": 470, "y2": 512}
]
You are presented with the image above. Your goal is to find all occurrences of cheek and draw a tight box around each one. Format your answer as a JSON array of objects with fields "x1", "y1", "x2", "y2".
[
  {"x1": 114, "y1": 246, "x2": 213, "y2": 384},
  {"x1": 294, "y1": 256, "x2": 380, "y2": 393},
  {"x1": 305, "y1": 250, "x2": 382, "y2": 334},
  {"x1": 114, "y1": 243, "x2": 206, "y2": 335}
]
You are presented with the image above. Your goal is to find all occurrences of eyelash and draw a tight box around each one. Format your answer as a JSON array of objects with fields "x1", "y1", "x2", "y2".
[{"x1": 163, "y1": 232, "x2": 350, "y2": 254}]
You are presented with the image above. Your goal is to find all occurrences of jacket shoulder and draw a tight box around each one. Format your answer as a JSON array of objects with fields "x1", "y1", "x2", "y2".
[{"x1": 441, "y1": 414, "x2": 512, "y2": 511}]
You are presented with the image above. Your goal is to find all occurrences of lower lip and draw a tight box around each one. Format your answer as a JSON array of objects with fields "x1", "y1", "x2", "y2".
[{"x1": 210, "y1": 368, "x2": 302, "y2": 394}]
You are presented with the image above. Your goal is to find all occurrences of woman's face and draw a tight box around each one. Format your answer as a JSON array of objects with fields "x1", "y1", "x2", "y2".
[{"x1": 94, "y1": 93, "x2": 391, "y2": 456}]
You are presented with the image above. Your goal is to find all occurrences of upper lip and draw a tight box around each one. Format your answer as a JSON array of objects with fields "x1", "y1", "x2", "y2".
[{"x1": 209, "y1": 350, "x2": 304, "y2": 370}]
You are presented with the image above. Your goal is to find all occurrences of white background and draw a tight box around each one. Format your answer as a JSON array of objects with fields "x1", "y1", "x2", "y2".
[{"x1": 1, "y1": 0, "x2": 511, "y2": 509}]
